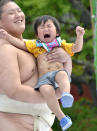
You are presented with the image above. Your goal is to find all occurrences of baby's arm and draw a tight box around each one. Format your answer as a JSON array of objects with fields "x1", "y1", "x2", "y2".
[
  {"x1": 63, "y1": 54, "x2": 72, "y2": 76},
  {"x1": 72, "y1": 26, "x2": 85, "y2": 53},
  {"x1": 0, "y1": 29, "x2": 27, "y2": 51}
]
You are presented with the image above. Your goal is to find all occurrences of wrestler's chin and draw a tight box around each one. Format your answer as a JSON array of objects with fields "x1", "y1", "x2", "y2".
[
  {"x1": 16, "y1": 23, "x2": 25, "y2": 31},
  {"x1": 13, "y1": 24, "x2": 25, "y2": 35}
]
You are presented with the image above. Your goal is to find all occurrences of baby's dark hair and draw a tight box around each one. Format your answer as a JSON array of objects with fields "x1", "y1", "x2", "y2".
[{"x1": 33, "y1": 15, "x2": 60, "y2": 36}]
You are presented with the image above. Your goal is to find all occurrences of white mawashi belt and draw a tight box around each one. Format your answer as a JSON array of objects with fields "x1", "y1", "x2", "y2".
[{"x1": 0, "y1": 95, "x2": 55, "y2": 131}]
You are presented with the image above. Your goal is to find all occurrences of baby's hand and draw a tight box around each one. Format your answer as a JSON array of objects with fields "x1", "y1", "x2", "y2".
[
  {"x1": 0, "y1": 29, "x2": 8, "y2": 40},
  {"x1": 76, "y1": 26, "x2": 85, "y2": 36}
]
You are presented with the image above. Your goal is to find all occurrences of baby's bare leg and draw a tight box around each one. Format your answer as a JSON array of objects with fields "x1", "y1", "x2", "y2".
[
  {"x1": 55, "y1": 71, "x2": 70, "y2": 93},
  {"x1": 39, "y1": 85, "x2": 65, "y2": 120},
  {"x1": 55, "y1": 71, "x2": 74, "y2": 108}
]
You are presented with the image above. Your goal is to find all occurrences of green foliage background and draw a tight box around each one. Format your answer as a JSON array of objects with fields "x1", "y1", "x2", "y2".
[
  {"x1": 53, "y1": 99, "x2": 97, "y2": 131},
  {"x1": 14, "y1": 0, "x2": 97, "y2": 130},
  {"x1": 15, "y1": 0, "x2": 94, "y2": 77}
]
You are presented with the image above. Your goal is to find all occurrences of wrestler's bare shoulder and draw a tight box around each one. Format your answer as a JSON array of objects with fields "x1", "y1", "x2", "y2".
[
  {"x1": 0, "y1": 39, "x2": 19, "y2": 57},
  {"x1": 0, "y1": 39, "x2": 35, "y2": 61}
]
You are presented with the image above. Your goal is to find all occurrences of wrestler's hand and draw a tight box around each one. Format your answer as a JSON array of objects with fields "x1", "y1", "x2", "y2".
[
  {"x1": 0, "y1": 29, "x2": 8, "y2": 40},
  {"x1": 46, "y1": 47, "x2": 69, "y2": 63}
]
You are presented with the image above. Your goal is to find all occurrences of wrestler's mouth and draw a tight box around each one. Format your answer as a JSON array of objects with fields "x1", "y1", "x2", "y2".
[{"x1": 14, "y1": 19, "x2": 23, "y2": 24}]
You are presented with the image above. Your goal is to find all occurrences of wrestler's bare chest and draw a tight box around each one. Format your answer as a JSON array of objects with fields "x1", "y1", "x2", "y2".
[{"x1": 17, "y1": 48, "x2": 38, "y2": 87}]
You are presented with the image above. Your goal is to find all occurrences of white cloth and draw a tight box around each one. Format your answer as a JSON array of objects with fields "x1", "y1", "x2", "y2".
[{"x1": 0, "y1": 95, "x2": 55, "y2": 131}]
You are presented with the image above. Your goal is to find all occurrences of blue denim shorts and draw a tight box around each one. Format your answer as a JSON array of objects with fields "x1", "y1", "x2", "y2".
[{"x1": 35, "y1": 70, "x2": 71, "y2": 90}]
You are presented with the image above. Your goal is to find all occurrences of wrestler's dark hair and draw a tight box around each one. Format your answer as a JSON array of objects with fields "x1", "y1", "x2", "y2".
[
  {"x1": 0, "y1": 0, "x2": 13, "y2": 19},
  {"x1": 33, "y1": 15, "x2": 61, "y2": 36}
]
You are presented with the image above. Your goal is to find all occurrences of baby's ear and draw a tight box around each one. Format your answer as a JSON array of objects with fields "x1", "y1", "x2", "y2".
[{"x1": 56, "y1": 33, "x2": 59, "y2": 37}]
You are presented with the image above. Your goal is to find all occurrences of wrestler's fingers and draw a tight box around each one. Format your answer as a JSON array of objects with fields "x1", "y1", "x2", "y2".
[
  {"x1": 49, "y1": 48, "x2": 59, "y2": 55},
  {"x1": 46, "y1": 54, "x2": 57, "y2": 61},
  {"x1": 47, "y1": 58, "x2": 58, "y2": 63},
  {"x1": 46, "y1": 51, "x2": 58, "y2": 58}
]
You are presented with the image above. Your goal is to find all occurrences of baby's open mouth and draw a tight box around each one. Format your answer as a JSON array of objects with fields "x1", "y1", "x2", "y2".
[{"x1": 44, "y1": 34, "x2": 50, "y2": 38}]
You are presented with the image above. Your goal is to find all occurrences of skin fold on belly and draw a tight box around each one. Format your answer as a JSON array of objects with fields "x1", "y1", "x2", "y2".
[{"x1": 0, "y1": 112, "x2": 34, "y2": 131}]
